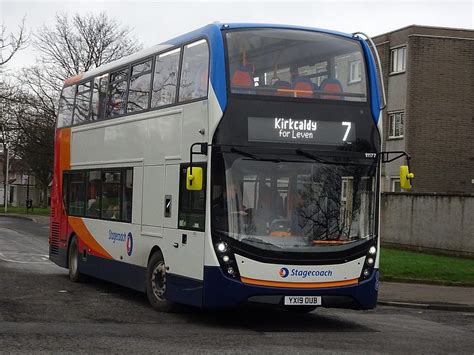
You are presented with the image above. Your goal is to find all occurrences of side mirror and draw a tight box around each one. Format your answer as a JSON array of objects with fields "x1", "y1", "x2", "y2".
[
  {"x1": 186, "y1": 167, "x2": 203, "y2": 191},
  {"x1": 400, "y1": 165, "x2": 415, "y2": 190}
]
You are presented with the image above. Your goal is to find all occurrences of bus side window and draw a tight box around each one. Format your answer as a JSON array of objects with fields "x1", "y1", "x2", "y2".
[
  {"x1": 122, "y1": 169, "x2": 133, "y2": 223},
  {"x1": 178, "y1": 164, "x2": 206, "y2": 231},
  {"x1": 91, "y1": 74, "x2": 109, "y2": 121},
  {"x1": 107, "y1": 68, "x2": 129, "y2": 118},
  {"x1": 151, "y1": 48, "x2": 180, "y2": 108},
  {"x1": 68, "y1": 171, "x2": 86, "y2": 216},
  {"x1": 73, "y1": 81, "x2": 92, "y2": 125},
  {"x1": 128, "y1": 60, "x2": 152, "y2": 113},
  {"x1": 179, "y1": 40, "x2": 209, "y2": 102},
  {"x1": 57, "y1": 85, "x2": 76, "y2": 128},
  {"x1": 86, "y1": 171, "x2": 101, "y2": 218},
  {"x1": 101, "y1": 171, "x2": 122, "y2": 220}
]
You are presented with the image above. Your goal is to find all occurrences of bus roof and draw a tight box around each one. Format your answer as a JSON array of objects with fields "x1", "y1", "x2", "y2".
[{"x1": 63, "y1": 23, "x2": 356, "y2": 86}]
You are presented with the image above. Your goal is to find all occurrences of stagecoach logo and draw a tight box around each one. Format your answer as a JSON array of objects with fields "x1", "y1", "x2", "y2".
[
  {"x1": 279, "y1": 267, "x2": 333, "y2": 279},
  {"x1": 126, "y1": 232, "x2": 133, "y2": 256},
  {"x1": 274, "y1": 118, "x2": 318, "y2": 140},
  {"x1": 109, "y1": 230, "x2": 126, "y2": 243},
  {"x1": 279, "y1": 267, "x2": 289, "y2": 278}
]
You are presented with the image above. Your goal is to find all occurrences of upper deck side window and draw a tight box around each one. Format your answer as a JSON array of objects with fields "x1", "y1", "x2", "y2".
[
  {"x1": 179, "y1": 40, "x2": 210, "y2": 102},
  {"x1": 128, "y1": 59, "x2": 153, "y2": 113},
  {"x1": 151, "y1": 48, "x2": 181, "y2": 108},
  {"x1": 57, "y1": 85, "x2": 76, "y2": 128},
  {"x1": 107, "y1": 67, "x2": 129, "y2": 118},
  {"x1": 56, "y1": 38, "x2": 210, "y2": 129},
  {"x1": 225, "y1": 29, "x2": 367, "y2": 102},
  {"x1": 73, "y1": 81, "x2": 92, "y2": 125}
]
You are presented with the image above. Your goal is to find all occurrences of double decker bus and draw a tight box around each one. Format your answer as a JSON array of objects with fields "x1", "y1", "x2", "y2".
[{"x1": 50, "y1": 23, "x2": 413, "y2": 312}]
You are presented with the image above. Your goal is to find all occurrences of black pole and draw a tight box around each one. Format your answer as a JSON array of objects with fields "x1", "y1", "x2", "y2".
[{"x1": 26, "y1": 172, "x2": 30, "y2": 214}]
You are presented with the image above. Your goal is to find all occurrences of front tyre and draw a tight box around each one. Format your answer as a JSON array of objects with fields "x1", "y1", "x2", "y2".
[
  {"x1": 146, "y1": 251, "x2": 177, "y2": 312},
  {"x1": 68, "y1": 235, "x2": 86, "y2": 282}
]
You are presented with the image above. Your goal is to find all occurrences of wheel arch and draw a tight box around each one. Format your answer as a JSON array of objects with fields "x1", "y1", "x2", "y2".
[{"x1": 148, "y1": 245, "x2": 164, "y2": 265}]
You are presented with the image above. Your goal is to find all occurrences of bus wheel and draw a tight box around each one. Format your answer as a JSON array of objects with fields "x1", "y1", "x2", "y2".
[
  {"x1": 68, "y1": 235, "x2": 86, "y2": 282},
  {"x1": 146, "y1": 251, "x2": 176, "y2": 312}
]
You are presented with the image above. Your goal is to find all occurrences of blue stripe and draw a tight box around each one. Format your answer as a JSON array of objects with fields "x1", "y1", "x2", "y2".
[{"x1": 359, "y1": 39, "x2": 381, "y2": 124}]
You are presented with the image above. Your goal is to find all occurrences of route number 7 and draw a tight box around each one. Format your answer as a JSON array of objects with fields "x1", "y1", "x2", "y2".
[{"x1": 342, "y1": 122, "x2": 351, "y2": 141}]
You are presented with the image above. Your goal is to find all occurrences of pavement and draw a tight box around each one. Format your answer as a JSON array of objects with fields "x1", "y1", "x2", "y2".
[
  {"x1": 378, "y1": 282, "x2": 474, "y2": 312},
  {"x1": 1, "y1": 212, "x2": 473, "y2": 313}
]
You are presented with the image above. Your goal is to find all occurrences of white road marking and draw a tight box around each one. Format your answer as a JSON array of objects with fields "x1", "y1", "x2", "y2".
[{"x1": 0, "y1": 252, "x2": 51, "y2": 264}]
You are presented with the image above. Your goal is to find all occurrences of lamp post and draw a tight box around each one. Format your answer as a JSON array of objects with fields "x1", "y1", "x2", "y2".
[
  {"x1": 4, "y1": 146, "x2": 9, "y2": 213},
  {"x1": 0, "y1": 144, "x2": 9, "y2": 213}
]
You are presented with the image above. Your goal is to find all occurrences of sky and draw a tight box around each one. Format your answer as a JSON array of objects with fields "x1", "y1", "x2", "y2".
[{"x1": 1, "y1": 0, "x2": 473, "y2": 71}]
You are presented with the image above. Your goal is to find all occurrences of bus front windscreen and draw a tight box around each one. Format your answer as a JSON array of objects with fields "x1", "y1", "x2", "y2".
[
  {"x1": 212, "y1": 152, "x2": 377, "y2": 252},
  {"x1": 225, "y1": 29, "x2": 367, "y2": 102}
]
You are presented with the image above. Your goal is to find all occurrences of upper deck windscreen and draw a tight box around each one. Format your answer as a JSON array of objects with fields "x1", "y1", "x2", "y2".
[{"x1": 225, "y1": 29, "x2": 367, "y2": 102}]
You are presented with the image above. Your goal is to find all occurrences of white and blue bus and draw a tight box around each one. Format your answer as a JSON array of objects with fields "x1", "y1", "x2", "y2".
[{"x1": 50, "y1": 23, "x2": 413, "y2": 312}]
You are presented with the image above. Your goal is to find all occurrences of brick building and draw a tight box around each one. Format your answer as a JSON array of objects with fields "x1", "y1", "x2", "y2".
[{"x1": 373, "y1": 25, "x2": 474, "y2": 194}]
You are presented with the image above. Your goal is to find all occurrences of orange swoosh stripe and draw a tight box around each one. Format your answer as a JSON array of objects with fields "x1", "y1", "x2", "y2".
[
  {"x1": 240, "y1": 277, "x2": 358, "y2": 289},
  {"x1": 69, "y1": 217, "x2": 113, "y2": 260}
]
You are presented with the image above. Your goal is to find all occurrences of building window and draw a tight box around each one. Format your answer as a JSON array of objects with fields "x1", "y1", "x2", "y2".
[
  {"x1": 390, "y1": 46, "x2": 406, "y2": 74},
  {"x1": 349, "y1": 60, "x2": 362, "y2": 83},
  {"x1": 391, "y1": 178, "x2": 401, "y2": 192},
  {"x1": 388, "y1": 111, "x2": 404, "y2": 138},
  {"x1": 341, "y1": 177, "x2": 353, "y2": 202}
]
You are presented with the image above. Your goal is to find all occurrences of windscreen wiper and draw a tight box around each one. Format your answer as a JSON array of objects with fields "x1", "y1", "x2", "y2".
[
  {"x1": 230, "y1": 148, "x2": 282, "y2": 163},
  {"x1": 295, "y1": 149, "x2": 329, "y2": 164}
]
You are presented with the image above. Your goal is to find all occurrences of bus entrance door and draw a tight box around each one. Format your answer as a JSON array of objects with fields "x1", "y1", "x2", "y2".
[{"x1": 163, "y1": 163, "x2": 204, "y2": 306}]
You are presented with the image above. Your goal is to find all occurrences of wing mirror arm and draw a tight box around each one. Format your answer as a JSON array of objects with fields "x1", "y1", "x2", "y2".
[
  {"x1": 378, "y1": 151, "x2": 415, "y2": 190},
  {"x1": 187, "y1": 142, "x2": 209, "y2": 191}
]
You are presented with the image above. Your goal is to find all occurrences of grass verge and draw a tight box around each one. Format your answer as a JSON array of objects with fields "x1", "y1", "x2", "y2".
[
  {"x1": 380, "y1": 247, "x2": 474, "y2": 286},
  {"x1": 0, "y1": 206, "x2": 50, "y2": 216}
]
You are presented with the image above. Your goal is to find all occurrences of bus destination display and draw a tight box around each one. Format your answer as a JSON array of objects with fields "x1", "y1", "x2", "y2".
[{"x1": 248, "y1": 116, "x2": 355, "y2": 145}]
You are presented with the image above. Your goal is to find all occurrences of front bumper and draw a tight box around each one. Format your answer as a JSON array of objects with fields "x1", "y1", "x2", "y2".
[{"x1": 202, "y1": 266, "x2": 379, "y2": 309}]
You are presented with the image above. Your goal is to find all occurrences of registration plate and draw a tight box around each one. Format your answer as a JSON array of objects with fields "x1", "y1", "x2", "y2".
[{"x1": 284, "y1": 296, "x2": 322, "y2": 306}]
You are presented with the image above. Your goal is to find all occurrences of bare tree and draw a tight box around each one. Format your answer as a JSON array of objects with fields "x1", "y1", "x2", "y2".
[
  {"x1": 0, "y1": 18, "x2": 27, "y2": 68},
  {"x1": 12, "y1": 12, "x2": 142, "y2": 207},
  {"x1": 34, "y1": 12, "x2": 141, "y2": 81}
]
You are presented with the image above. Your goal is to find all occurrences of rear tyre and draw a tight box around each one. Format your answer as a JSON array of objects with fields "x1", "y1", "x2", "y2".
[
  {"x1": 146, "y1": 251, "x2": 178, "y2": 312},
  {"x1": 68, "y1": 235, "x2": 86, "y2": 282}
]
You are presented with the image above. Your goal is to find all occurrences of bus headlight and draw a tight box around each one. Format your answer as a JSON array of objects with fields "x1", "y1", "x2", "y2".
[
  {"x1": 216, "y1": 242, "x2": 228, "y2": 253},
  {"x1": 213, "y1": 237, "x2": 240, "y2": 279},
  {"x1": 360, "y1": 243, "x2": 377, "y2": 281}
]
